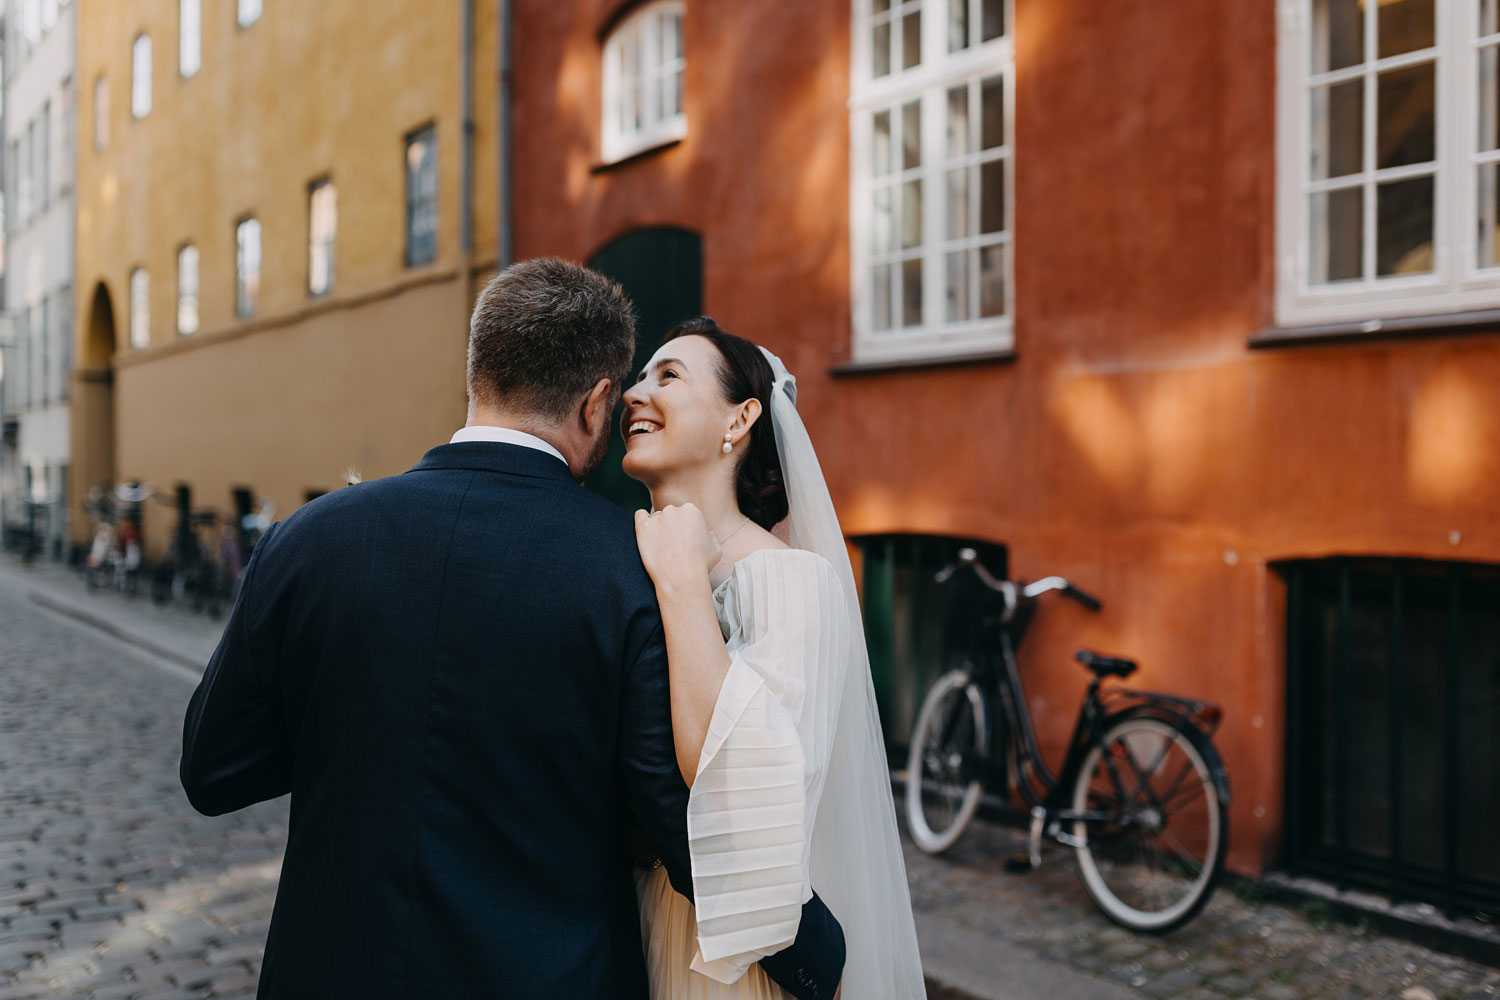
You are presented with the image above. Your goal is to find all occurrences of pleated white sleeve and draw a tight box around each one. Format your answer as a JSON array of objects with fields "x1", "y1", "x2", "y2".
[{"x1": 687, "y1": 549, "x2": 850, "y2": 984}]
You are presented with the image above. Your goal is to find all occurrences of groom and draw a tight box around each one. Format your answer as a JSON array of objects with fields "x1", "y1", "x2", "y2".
[{"x1": 180, "y1": 258, "x2": 845, "y2": 999}]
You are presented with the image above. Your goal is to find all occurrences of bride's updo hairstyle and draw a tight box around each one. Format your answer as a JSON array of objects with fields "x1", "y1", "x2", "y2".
[{"x1": 662, "y1": 317, "x2": 789, "y2": 530}]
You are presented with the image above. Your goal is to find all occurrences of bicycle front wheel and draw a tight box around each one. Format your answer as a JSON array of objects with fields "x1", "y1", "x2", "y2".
[
  {"x1": 905, "y1": 669, "x2": 987, "y2": 854},
  {"x1": 1071, "y1": 713, "x2": 1227, "y2": 933}
]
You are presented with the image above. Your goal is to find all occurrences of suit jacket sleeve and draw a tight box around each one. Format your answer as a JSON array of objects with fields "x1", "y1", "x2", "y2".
[
  {"x1": 617, "y1": 616, "x2": 846, "y2": 1000},
  {"x1": 180, "y1": 521, "x2": 293, "y2": 816}
]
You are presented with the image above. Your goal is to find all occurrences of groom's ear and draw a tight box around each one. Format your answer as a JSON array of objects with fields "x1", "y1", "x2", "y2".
[{"x1": 581, "y1": 377, "x2": 615, "y2": 435}]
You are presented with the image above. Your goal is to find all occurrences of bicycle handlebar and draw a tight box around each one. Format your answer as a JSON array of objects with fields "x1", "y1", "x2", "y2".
[{"x1": 935, "y1": 551, "x2": 1103, "y2": 613}]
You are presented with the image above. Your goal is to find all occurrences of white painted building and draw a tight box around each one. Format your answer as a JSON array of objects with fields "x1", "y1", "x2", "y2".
[{"x1": 2, "y1": 0, "x2": 75, "y2": 559}]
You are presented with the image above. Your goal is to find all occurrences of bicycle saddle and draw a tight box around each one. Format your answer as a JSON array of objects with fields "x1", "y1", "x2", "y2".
[{"x1": 1074, "y1": 649, "x2": 1138, "y2": 678}]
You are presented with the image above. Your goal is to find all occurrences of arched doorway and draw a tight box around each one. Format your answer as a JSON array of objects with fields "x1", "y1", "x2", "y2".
[
  {"x1": 70, "y1": 282, "x2": 117, "y2": 546},
  {"x1": 585, "y1": 227, "x2": 702, "y2": 512}
]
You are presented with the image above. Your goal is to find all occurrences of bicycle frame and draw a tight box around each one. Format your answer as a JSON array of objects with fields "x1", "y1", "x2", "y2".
[{"x1": 966, "y1": 594, "x2": 1228, "y2": 863}]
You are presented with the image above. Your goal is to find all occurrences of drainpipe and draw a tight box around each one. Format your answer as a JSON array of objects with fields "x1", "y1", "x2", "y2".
[
  {"x1": 460, "y1": 0, "x2": 476, "y2": 322},
  {"x1": 498, "y1": 0, "x2": 513, "y2": 269}
]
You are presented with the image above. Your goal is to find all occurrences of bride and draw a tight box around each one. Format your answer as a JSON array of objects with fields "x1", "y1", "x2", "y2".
[{"x1": 624, "y1": 317, "x2": 926, "y2": 999}]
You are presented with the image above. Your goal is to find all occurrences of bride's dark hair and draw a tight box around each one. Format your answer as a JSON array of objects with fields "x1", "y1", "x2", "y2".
[{"x1": 661, "y1": 317, "x2": 788, "y2": 530}]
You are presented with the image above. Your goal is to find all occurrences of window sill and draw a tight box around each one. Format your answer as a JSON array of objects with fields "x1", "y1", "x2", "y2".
[
  {"x1": 1251, "y1": 308, "x2": 1500, "y2": 349},
  {"x1": 592, "y1": 136, "x2": 683, "y2": 174},
  {"x1": 830, "y1": 346, "x2": 1016, "y2": 376}
]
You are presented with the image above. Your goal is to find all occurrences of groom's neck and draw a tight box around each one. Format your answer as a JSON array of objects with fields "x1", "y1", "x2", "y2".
[{"x1": 465, "y1": 405, "x2": 569, "y2": 456}]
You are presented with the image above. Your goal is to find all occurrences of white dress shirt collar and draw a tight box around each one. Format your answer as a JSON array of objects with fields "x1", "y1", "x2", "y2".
[{"x1": 449, "y1": 425, "x2": 568, "y2": 468}]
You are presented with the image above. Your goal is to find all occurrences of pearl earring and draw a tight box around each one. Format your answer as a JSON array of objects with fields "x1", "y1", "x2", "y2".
[{"x1": 722, "y1": 432, "x2": 733, "y2": 455}]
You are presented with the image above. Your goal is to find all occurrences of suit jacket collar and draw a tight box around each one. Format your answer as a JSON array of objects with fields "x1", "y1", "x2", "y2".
[{"x1": 407, "y1": 441, "x2": 578, "y2": 483}]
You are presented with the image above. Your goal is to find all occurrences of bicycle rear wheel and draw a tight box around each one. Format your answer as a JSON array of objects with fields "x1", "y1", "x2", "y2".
[
  {"x1": 1070, "y1": 713, "x2": 1226, "y2": 932},
  {"x1": 905, "y1": 669, "x2": 987, "y2": 854}
]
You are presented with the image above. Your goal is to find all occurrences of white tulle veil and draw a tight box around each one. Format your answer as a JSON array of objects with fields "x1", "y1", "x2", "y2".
[{"x1": 757, "y1": 345, "x2": 926, "y2": 998}]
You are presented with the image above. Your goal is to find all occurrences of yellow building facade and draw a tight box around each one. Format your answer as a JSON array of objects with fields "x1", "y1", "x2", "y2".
[{"x1": 73, "y1": 0, "x2": 502, "y2": 553}]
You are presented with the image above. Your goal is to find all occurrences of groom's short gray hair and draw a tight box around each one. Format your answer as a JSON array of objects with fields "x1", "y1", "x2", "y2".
[{"x1": 466, "y1": 258, "x2": 636, "y2": 422}]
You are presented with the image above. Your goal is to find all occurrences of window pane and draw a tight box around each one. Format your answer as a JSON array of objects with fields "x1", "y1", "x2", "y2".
[
  {"x1": 873, "y1": 110, "x2": 892, "y2": 175},
  {"x1": 980, "y1": 159, "x2": 1005, "y2": 234},
  {"x1": 177, "y1": 245, "x2": 198, "y2": 335},
  {"x1": 980, "y1": 74, "x2": 1004, "y2": 149},
  {"x1": 1311, "y1": 79, "x2": 1364, "y2": 178},
  {"x1": 873, "y1": 22, "x2": 891, "y2": 78},
  {"x1": 901, "y1": 100, "x2": 921, "y2": 170},
  {"x1": 180, "y1": 0, "x2": 200, "y2": 77},
  {"x1": 1377, "y1": 0, "x2": 1433, "y2": 59},
  {"x1": 1378, "y1": 62, "x2": 1435, "y2": 168},
  {"x1": 873, "y1": 186, "x2": 893, "y2": 252},
  {"x1": 1478, "y1": 163, "x2": 1500, "y2": 269},
  {"x1": 901, "y1": 258, "x2": 922, "y2": 327},
  {"x1": 131, "y1": 36, "x2": 151, "y2": 118},
  {"x1": 1480, "y1": 45, "x2": 1500, "y2": 151},
  {"x1": 238, "y1": 0, "x2": 261, "y2": 27},
  {"x1": 946, "y1": 85, "x2": 970, "y2": 157},
  {"x1": 872, "y1": 264, "x2": 892, "y2": 331},
  {"x1": 130, "y1": 270, "x2": 148, "y2": 349},
  {"x1": 1376, "y1": 175, "x2": 1434, "y2": 276},
  {"x1": 1485, "y1": 0, "x2": 1500, "y2": 36},
  {"x1": 901, "y1": 179, "x2": 922, "y2": 248},
  {"x1": 873, "y1": 0, "x2": 890, "y2": 12},
  {"x1": 979, "y1": 244, "x2": 1006, "y2": 317},
  {"x1": 945, "y1": 250, "x2": 971, "y2": 322},
  {"x1": 901, "y1": 11, "x2": 921, "y2": 70},
  {"x1": 981, "y1": 0, "x2": 1004, "y2": 41},
  {"x1": 945, "y1": 168, "x2": 970, "y2": 239},
  {"x1": 948, "y1": 0, "x2": 968, "y2": 52},
  {"x1": 1311, "y1": 0, "x2": 1363, "y2": 73},
  {"x1": 1310, "y1": 186, "x2": 1364, "y2": 283}
]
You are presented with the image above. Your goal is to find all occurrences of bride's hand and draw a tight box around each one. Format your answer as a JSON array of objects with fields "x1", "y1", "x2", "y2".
[{"x1": 634, "y1": 503, "x2": 721, "y2": 591}]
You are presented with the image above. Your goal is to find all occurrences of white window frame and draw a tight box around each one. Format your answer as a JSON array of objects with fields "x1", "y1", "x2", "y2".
[
  {"x1": 131, "y1": 34, "x2": 152, "y2": 119},
  {"x1": 850, "y1": 0, "x2": 1015, "y2": 366},
  {"x1": 308, "y1": 177, "x2": 336, "y2": 296},
  {"x1": 601, "y1": 1, "x2": 686, "y2": 164},
  {"x1": 177, "y1": 243, "x2": 199, "y2": 335},
  {"x1": 236, "y1": 216, "x2": 260, "y2": 318},
  {"x1": 129, "y1": 268, "x2": 149, "y2": 350},
  {"x1": 1276, "y1": 0, "x2": 1500, "y2": 327},
  {"x1": 180, "y1": 0, "x2": 201, "y2": 78}
]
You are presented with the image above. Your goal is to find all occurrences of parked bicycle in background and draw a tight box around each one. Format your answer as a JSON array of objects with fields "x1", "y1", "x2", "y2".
[{"x1": 906, "y1": 548, "x2": 1231, "y2": 933}]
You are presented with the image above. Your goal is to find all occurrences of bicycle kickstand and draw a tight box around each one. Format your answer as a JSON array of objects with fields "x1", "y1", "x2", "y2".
[{"x1": 1006, "y1": 806, "x2": 1046, "y2": 874}]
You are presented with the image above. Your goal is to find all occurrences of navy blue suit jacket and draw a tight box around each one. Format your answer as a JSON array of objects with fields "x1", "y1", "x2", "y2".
[{"x1": 180, "y1": 441, "x2": 845, "y2": 999}]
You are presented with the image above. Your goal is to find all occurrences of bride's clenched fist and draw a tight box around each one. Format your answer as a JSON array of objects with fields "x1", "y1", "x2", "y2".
[{"x1": 634, "y1": 503, "x2": 721, "y2": 593}]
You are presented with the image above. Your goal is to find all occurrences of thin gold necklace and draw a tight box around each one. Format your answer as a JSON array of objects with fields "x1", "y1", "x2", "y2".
[{"x1": 716, "y1": 515, "x2": 752, "y2": 545}]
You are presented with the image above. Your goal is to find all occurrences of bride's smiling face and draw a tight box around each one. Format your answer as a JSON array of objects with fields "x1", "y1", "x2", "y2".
[{"x1": 620, "y1": 335, "x2": 743, "y2": 485}]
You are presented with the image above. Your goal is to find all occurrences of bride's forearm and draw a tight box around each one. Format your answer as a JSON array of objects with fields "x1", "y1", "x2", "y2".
[{"x1": 654, "y1": 572, "x2": 732, "y2": 787}]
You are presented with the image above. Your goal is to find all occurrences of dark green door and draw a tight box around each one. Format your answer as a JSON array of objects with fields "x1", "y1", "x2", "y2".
[{"x1": 585, "y1": 227, "x2": 703, "y2": 512}]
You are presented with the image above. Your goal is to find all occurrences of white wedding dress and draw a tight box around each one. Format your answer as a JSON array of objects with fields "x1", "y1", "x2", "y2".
[{"x1": 635, "y1": 547, "x2": 849, "y2": 1000}]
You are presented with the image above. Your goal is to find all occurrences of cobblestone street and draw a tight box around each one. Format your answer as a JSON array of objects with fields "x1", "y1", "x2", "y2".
[{"x1": 0, "y1": 556, "x2": 1497, "y2": 999}]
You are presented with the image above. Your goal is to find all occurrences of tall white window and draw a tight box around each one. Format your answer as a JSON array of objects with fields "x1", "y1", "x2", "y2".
[
  {"x1": 177, "y1": 244, "x2": 199, "y2": 335},
  {"x1": 1277, "y1": 0, "x2": 1500, "y2": 327},
  {"x1": 180, "y1": 0, "x2": 201, "y2": 78},
  {"x1": 308, "y1": 178, "x2": 336, "y2": 296},
  {"x1": 851, "y1": 0, "x2": 1013, "y2": 365},
  {"x1": 39, "y1": 101, "x2": 50, "y2": 208},
  {"x1": 404, "y1": 127, "x2": 437, "y2": 267},
  {"x1": 130, "y1": 268, "x2": 149, "y2": 350},
  {"x1": 93, "y1": 75, "x2": 109, "y2": 152},
  {"x1": 131, "y1": 35, "x2": 152, "y2": 119},
  {"x1": 601, "y1": 1, "x2": 686, "y2": 164},
  {"x1": 238, "y1": 0, "x2": 261, "y2": 28},
  {"x1": 236, "y1": 216, "x2": 261, "y2": 317}
]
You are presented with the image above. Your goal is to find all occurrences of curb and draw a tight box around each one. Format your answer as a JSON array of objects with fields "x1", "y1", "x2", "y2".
[{"x1": 28, "y1": 589, "x2": 207, "y2": 674}]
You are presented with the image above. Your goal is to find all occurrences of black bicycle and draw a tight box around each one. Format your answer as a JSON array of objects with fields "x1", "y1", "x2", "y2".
[{"x1": 905, "y1": 548, "x2": 1231, "y2": 933}]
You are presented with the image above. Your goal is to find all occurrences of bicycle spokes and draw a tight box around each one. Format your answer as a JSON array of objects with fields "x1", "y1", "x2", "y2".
[{"x1": 1073, "y1": 717, "x2": 1222, "y2": 929}]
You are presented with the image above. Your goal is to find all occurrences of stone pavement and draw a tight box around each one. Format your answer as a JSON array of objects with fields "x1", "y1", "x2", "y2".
[{"x1": 1, "y1": 552, "x2": 1498, "y2": 999}]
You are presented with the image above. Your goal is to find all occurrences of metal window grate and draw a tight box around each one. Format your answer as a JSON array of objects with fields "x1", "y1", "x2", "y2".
[{"x1": 1282, "y1": 557, "x2": 1500, "y2": 919}]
